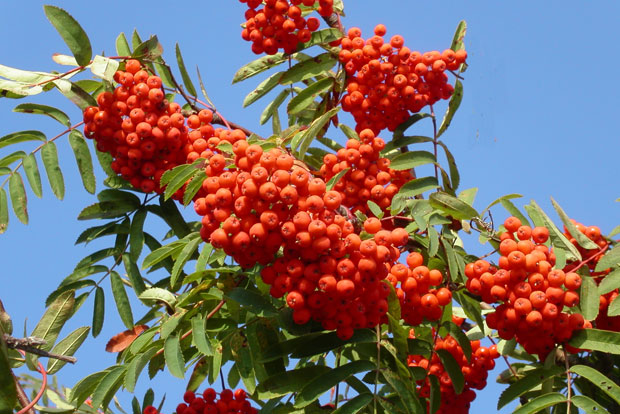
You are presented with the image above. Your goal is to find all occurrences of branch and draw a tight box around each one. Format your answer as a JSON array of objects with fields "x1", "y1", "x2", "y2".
[
  {"x1": 320, "y1": 12, "x2": 344, "y2": 34},
  {"x1": 13, "y1": 372, "x2": 35, "y2": 414},
  {"x1": 211, "y1": 113, "x2": 258, "y2": 138},
  {"x1": 3, "y1": 335, "x2": 77, "y2": 363}
]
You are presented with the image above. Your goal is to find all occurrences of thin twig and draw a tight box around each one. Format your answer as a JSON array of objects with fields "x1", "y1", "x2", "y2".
[
  {"x1": 13, "y1": 372, "x2": 35, "y2": 414},
  {"x1": 3, "y1": 335, "x2": 77, "y2": 363},
  {"x1": 374, "y1": 325, "x2": 381, "y2": 414},
  {"x1": 563, "y1": 346, "x2": 572, "y2": 414},
  {"x1": 430, "y1": 104, "x2": 439, "y2": 182},
  {"x1": 211, "y1": 113, "x2": 256, "y2": 138}
]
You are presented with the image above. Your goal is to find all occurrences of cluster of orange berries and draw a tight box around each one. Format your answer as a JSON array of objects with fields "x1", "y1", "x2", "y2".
[
  {"x1": 319, "y1": 128, "x2": 412, "y2": 216},
  {"x1": 191, "y1": 131, "x2": 416, "y2": 339},
  {"x1": 83, "y1": 60, "x2": 189, "y2": 197},
  {"x1": 467, "y1": 217, "x2": 589, "y2": 359},
  {"x1": 563, "y1": 220, "x2": 608, "y2": 272},
  {"x1": 339, "y1": 25, "x2": 466, "y2": 134},
  {"x1": 387, "y1": 250, "x2": 452, "y2": 326},
  {"x1": 239, "y1": 0, "x2": 333, "y2": 55},
  {"x1": 143, "y1": 388, "x2": 256, "y2": 414},
  {"x1": 408, "y1": 322, "x2": 500, "y2": 414}
]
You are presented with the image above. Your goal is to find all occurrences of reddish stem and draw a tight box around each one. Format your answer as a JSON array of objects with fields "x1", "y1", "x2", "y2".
[{"x1": 15, "y1": 350, "x2": 47, "y2": 414}]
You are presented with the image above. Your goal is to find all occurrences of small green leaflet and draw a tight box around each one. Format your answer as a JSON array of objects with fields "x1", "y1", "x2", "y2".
[
  {"x1": 13, "y1": 103, "x2": 70, "y2": 126},
  {"x1": 43, "y1": 5, "x2": 92, "y2": 66},
  {"x1": 68, "y1": 130, "x2": 96, "y2": 194},
  {"x1": 46, "y1": 326, "x2": 90, "y2": 374},
  {"x1": 22, "y1": 154, "x2": 43, "y2": 198},
  {"x1": 175, "y1": 43, "x2": 197, "y2": 97},
  {"x1": 9, "y1": 173, "x2": 28, "y2": 224}
]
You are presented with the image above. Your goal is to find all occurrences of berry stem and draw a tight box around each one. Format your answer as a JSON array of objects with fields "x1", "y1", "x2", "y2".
[
  {"x1": 487, "y1": 336, "x2": 517, "y2": 378},
  {"x1": 373, "y1": 324, "x2": 381, "y2": 414},
  {"x1": 15, "y1": 350, "x2": 47, "y2": 414},
  {"x1": 333, "y1": 347, "x2": 342, "y2": 408}
]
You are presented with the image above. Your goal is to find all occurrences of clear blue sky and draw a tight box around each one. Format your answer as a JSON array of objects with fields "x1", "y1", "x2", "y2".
[{"x1": 1, "y1": 1, "x2": 618, "y2": 413}]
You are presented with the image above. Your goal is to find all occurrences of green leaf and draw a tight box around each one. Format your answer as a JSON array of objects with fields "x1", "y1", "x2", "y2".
[
  {"x1": 482, "y1": 193, "x2": 523, "y2": 214},
  {"x1": 125, "y1": 348, "x2": 158, "y2": 393},
  {"x1": 298, "y1": 28, "x2": 343, "y2": 51},
  {"x1": 443, "y1": 321, "x2": 472, "y2": 362},
  {"x1": 608, "y1": 294, "x2": 620, "y2": 317},
  {"x1": 232, "y1": 53, "x2": 287, "y2": 84},
  {"x1": 570, "y1": 364, "x2": 620, "y2": 405},
  {"x1": 0, "y1": 130, "x2": 46, "y2": 150},
  {"x1": 499, "y1": 198, "x2": 531, "y2": 228},
  {"x1": 46, "y1": 326, "x2": 90, "y2": 374},
  {"x1": 428, "y1": 374, "x2": 441, "y2": 414},
  {"x1": 437, "y1": 141, "x2": 460, "y2": 191},
  {"x1": 129, "y1": 209, "x2": 147, "y2": 262},
  {"x1": 53, "y1": 79, "x2": 97, "y2": 109},
  {"x1": 30, "y1": 289, "x2": 75, "y2": 352},
  {"x1": 161, "y1": 161, "x2": 202, "y2": 201},
  {"x1": 332, "y1": 393, "x2": 373, "y2": 414},
  {"x1": 92, "y1": 287, "x2": 105, "y2": 337},
  {"x1": 22, "y1": 154, "x2": 43, "y2": 198},
  {"x1": 437, "y1": 80, "x2": 463, "y2": 137},
  {"x1": 69, "y1": 369, "x2": 111, "y2": 407},
  {"x1": 9, "y1": 173, "x2": 28, "y2": 224},
  {"x1": 429, "y1": 191, "x2": 478, "y2": 220},
  {"x1": 450, "y1": 20, "x2": 467, "y2": 52},
  {"x1": 395, "y1": 176, "x2": 439, "y2": 199},
  {"x1": 527, "y1": 200, "x2": 581, "y2": 263},
  {"x1": 294, "y1": 361, "x2": 375, "y2": 408},
  {"x1": 164, "y1": 334, "x2": 185, "y2": 379},
  {"x1": 551, "y1": 198, "x2": 598, "y2": 250},
  {"x1": 90, "y1": 365, "x2": 126, "y2": 410},
  {"x1": 78, "y1": 201, "x2": 137, "y2": 220},
  {"x1": 225, "y1": 287, "x2": 278, "y2": 317},
  {"x1": 295, "y1": 107, "x2": 340, "y2": 160},
  {"x1": 131, "y1": 36, "x2": 163, "y2": 60},
  {"x1": 183, "y1": 170, "x2": 207, "y2": 206},
  {"x1": 580, "y1": 273, "x2": 599, "y2": 320},
  {"x1": 138, "y1": 288, "x2": 176, "y2": 311},
  {"x1": 230, "y1": 331, "x2": 256, "y2": 394},
  {"x1": 0, "y1": 328, "x2": 17, "y2": 414},
  {"x1": 123, "y1": 253, "x2": 146, "y2": 295},
  {"x1": 175, "y1": 43, "x2": 197, "y2": 97},
  {"x1": 390, "y1": 151, "x2": 437, "y2": 170},
  {"x1": 569, "y1": 328, "x2": 620, "y2": 354},
  {"x1": 0, "y1": 189, "x2": 8, "y2": 234},
  {"x1": 436, "y1": 349, "x2": 465, "y2": 394},
  {"x1": 0, "y1": 151, "x2": 26, "y2": 168},
  {"x1": 116, "y1": 32, "x2": 131, "y2": 56},
  {"x1": 497, "y1": 366, "x2": 563, "y2": 409},
  {"x1": 90, "y1": 55, "x2": 120, "y2": 82},
  {"x1": 260, "y1": 88, "x2": 288, "y2": 125},
  {"x1": 280, "y1": 53, "x2": 337, "y2": 85},
  {"x1": 571, "y1": 395, "x2": 608, "y2": 414},
  {"x1": 257, "y1": 366, "x2": 331, "y2": 399},
  {"x1": 596, "y1": 245, "x2": 620, "y2": 272},
  {"x1": 43, "y1": 5, "x2": 92, "y2": 66},
  {"x1": 191, "y1": 316, "x2": 211, "y2": 355},
  {"x1": 13, "y1": 103, "x2": 70, "y2": 127},
  {"x1": 393, "y1": 113, "x2": 432, "y2": 140},
  {"x1": 513, "y1": 392, "x2": 566, "y2": 414},
  {"x1": 110, "y1": 271, "x2": 134, "y2": 329},
  {"x1": 597, "y1": 268, "x2": 620, "y2": 295},
  {"x1": 68, "y1": 130, "x2": 96, "y2": 194},
  {"x1": 170, "y1": 236, "x2": 201, "y2": 287},
  {"x1": 381, "y1": 369, "x2": 423, "y2": 414},
  {"x1": 41, "y1": 141, "x2": 65, "y2": 200},
  {"x1": 243, "y1": 71, "x2": 283, "y2": 108},
  {"x1": 287, "y1": 77, "x2": 334, "y2": 114},
  {"x1": 142, "y1": 241, "x2": 184, "y2": 270},
  {"x1": 325, "y1": 168, "x2": 349, "y2": 191}
]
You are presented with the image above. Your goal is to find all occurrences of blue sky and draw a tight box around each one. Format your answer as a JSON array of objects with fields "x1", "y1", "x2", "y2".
[{"x1": 1, "y1": 1, "x2": 618, "y2": 413}]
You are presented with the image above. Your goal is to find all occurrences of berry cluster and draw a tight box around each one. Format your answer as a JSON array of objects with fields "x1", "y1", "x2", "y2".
[
  {"x1": 408, "y1": 326, "x2": 500, "y2": 414},
  {"x1": 192, "y1": 133, "x2": 416, "y2": 339},
  {"x1": 144, "y1": 388, "x2": 257, "y2": 414},
  {"x1": 388, "y1": 251, "x2": 452, "y2": 326},
  {"x1": 467, "y1": 216, "x2": 588, "y2": 359},
  {"x1": 239, "y1": 0, "x2": 333, "y2": 55},
  {"x1": 319, "y1": 128, "x2": 413, "y2": 216},
  {"x1": 83, "y1": 59, "x2": 189, "y2": 196},
  {"x1": 339, "y1": 25, "x2": 466, "y2": 134}
]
